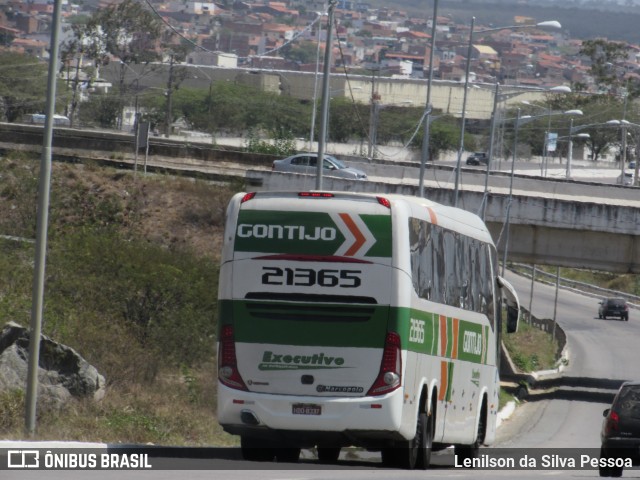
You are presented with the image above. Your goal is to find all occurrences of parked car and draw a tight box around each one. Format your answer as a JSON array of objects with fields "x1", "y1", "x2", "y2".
[
  {"x1": 617, "y1": 171, "x2": 634, "y2": 186},
  {"x1": 598, "y1": 298, "x2": 629, "y2": 321},
  {"x1": 629, "y1": 161, "x2": 636, "y2": 169},
  {"x1": 465, "y1": 152, "x2": 488, "y2": 165},
  {"x1": 600, "y1": 381, "x2": 640, "y2": 477},
  {"x1": 272, "y1": 153, "x2": 367, "y2": 180}
]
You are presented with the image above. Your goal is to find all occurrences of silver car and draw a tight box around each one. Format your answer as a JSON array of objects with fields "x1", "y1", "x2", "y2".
[{"x1": 272, "y1": 153, "x2": 367, "y2": 180}]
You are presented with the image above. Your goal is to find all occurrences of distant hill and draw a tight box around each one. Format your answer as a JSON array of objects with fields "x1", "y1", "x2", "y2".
[{"x1": 366, "y1": 0, "x2": 640, "y2": 44}]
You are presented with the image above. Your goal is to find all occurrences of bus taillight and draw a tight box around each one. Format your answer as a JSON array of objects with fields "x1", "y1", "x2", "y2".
[
  {"x1": 218, "y1": 324, "x2": 248, "y2": 391},
  {"x1": 367, "y1": 332, "x2": 402, "y2": 396},
  {"x1": 241, "y1": 192, "x2": 257, "y2": 203},
  {"x1": 376, "y1": 197, "x2": 391, "y2": 208}
]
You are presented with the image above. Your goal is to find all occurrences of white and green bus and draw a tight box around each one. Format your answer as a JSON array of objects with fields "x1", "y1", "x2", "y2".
[{"x1": 217, "y1": 191, "x2": 520, "y2": 468}]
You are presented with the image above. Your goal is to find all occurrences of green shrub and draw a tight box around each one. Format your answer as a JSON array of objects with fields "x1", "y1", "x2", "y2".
[
  {"x1": 43, "y1": 229, "x2": 218, "y2": 380},
  {"x1": 245, "y1": 128, "x2": 296, "y2": 156}
]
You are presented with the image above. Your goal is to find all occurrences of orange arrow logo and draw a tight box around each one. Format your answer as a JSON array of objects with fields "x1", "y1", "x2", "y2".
[{"x1": 339, "y1": 213, "x2": 366, "y2": 256}]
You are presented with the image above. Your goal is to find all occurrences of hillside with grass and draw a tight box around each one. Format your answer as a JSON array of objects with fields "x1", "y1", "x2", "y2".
[{"x1": 0, "y1": 151, "x2": 238, "y2": 445}]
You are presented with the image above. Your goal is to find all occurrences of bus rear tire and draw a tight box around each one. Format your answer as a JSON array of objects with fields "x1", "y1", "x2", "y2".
[
  {"x1": 382, "y1": 411, "x2": 432, "y2": 469},
  {"x1": 241, "y1": 436, "x2": 275, "y2": 462},
  {"x1": 317, "y1": 447, "x2": 341, "y2": 463},
  {"x1": 455, "y1": 400, "x2": 486, "y2": 464},
  {"x1": 275, "y1": 447, "x2": 301, "y2": 463}
]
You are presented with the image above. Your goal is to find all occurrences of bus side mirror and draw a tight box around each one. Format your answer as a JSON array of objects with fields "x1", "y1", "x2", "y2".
[
  {"x1": 506, "y1": 304, "x2": 518, "y2": 334},
  {"x1": 497, "y1": 276, "x2": 520, "y2": 334}
]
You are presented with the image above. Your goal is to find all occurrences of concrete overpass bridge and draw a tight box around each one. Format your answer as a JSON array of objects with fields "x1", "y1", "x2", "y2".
[
  {"x1": 0, "y1": 121, "x2": 634, "y2": 272},
  {"x1": 247, "y1": 163, "x2": 640, "y2": 274}
]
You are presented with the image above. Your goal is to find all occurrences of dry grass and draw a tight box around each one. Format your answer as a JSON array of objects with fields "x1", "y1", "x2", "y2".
[
  {"x1": 2, "y1": 368, "x2": 238, "y2": 446},
  {"x1": 0, "y1": 153, "x2": 240, "y2": 444}
]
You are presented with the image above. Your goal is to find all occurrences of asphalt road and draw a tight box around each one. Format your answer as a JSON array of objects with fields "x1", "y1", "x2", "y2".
[{"x1": 496, "y1": 271, "x2": 638, "y2": 451}]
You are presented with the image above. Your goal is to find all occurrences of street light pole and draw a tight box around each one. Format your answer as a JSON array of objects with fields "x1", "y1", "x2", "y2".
[
  {"x1": 368, "y1": 100, "x2": 412, "y2": 160},
  {"x1": 566, "y1": 117, "x2": 574, "y2": 179},
  {"x1": 454, "y1": 19, "x2": 561, "y2": 206},
  {"x1": 481, "y1": 82, "x2": 500, "y2": 220},
  {"x1": 482, "y1": 85, "x2": 572, "y2": 220},
  {"x1": 367, "y1": 71, "x2": 380, "y2": 159},
  {"x1": 316, "y1": 0, "x2": 337, "y2": 190},
  {"x1": 453, "y1": 16, "x2": 475, "y2": 207},
  {"x1": 418, "y1": 0, "x2": 439, "y2": 197},
  {"x1": 165, "y1": 53, "x2": 175, "y2": 137},
  {"x1": 619, "y1": 90, "x2": 629, "y2": 183},
  {"x1": 26, "y1": 0, "x2": 63, "y2": 435},
  {"x1": 502, "y1": 107, "x2": 521, "y2": 276},
  {"x1": 309, "y1": 12, "x2": 323, "y2": 150},
  {"x1": 501, "y1": 107, "x2": 582, "y2": 274},
  {"x1": 368, "y1": 101, "x2": 380, "y2": 158}
]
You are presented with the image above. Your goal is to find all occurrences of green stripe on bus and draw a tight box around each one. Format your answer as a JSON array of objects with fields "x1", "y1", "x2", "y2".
[
  {"x1": 404, "y1": 310, "x2": 488, "y2": 365},
  {"x1": 220, "y1": 300, "x2": 490, "y2": 365},
  {"x1": 220, "y1": 299, "x2": 390, "y2": 348}
]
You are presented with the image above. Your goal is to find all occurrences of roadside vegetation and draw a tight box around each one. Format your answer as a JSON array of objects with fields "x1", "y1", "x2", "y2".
[
  {"x1": 503, "y1": 320, "x2": 559, "y2": 373},
  {"x1": 0, "y1": 151, "x2": 237, "y2": 445}
]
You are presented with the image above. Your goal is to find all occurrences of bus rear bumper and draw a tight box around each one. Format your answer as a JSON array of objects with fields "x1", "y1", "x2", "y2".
[{"x1": 217, "y1": 384, "x2": 410, "y2": 447}]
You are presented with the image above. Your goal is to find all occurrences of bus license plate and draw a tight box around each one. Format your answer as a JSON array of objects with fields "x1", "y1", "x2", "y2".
[{"x1": 292, "y1": 403, "x2": 321, "y2": 415}]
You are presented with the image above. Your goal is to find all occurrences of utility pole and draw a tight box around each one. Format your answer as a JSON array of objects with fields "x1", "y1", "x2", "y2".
[
  {"x1": 165, "y1": 53, "x2": 175, "y2": 137},
  {"x1": 316, "y1": 0, "x2": 337, "y2": 190},
  {"x1": 453, "y1": 16, "x2": 475, "y2": 207},
  {"x1": 418, "y1": 0, "x2": 439, "y2": 197},
  {"x1": 26, "y1": 0, "x2": 63, "y2": 435},
  {"x1": 69, "y1": 55, "x2": 81, "y2": 127},
  {"x1": 367, "y1": 67, "x2": 380, "y2": 159}
]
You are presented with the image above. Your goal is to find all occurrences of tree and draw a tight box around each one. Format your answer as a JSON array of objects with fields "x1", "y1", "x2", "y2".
[
  {"x1": 282, "y1": 41, "x2": 321, "y2": 65},
  {"x1": 410, "y1": 114, "x2": 471, "y2": 160},
  {"x1": 0, "y1": 52, "x2": 51, "y2": 122},
  {"x1": 68, "y1": 0, "x2": 167, "y2": 128},
  {"x1": 328, "y1": 97, "x2": 367, "y2": 143},
  {"x1": 511, "y1": 93, "x2": 634, "y2": 162},
  {"x1": 86, "y1": 0, "x2": 164, "y2": 65},
  {"x1": 375, "y1": 106, "x2": 424, "y2": 145},
  {"x1": 579, "y1": 39, "x2": 638, "y2": 96},
  {"x1": 77, "y1": 94, "x2": 121, "y2": 129},
  {"x1": 60, "y1": 22, "x2": 103, "y2": 127}
]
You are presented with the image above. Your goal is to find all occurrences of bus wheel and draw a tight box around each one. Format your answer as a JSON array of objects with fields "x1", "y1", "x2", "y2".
[
  {"x1": 241, "y1": 436, "x2": 275, "y2": 462},
  {"x1": 416, "y1": 411, "x2": 433, "y2": 469},
  {"x1": 317, "y1": 447, "x2": 341, "y2": 463},
  {"x1": 455, "y1": 402, "x2": 486, "y2": 464},
  {"x1": 384, "y1": 411, "x2": 431, "y2": 469},
  {"x1": 275, "y1": 447, "x2": 301, "y2": 463}
]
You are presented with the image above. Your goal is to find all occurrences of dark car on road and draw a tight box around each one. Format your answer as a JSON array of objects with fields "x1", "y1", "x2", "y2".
[
  {"x1": 598, "y1": 298, "x2": 629, "y2": 321},
  {"x1": 272, "y1": 153, "x2": 367, "y2": 180},
  {"x1": 600, "y1": 381, "x2": 640, "y2": 477},
  {"x1": 465, "y1": 152, "x2": 488, "y2": 166}
]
